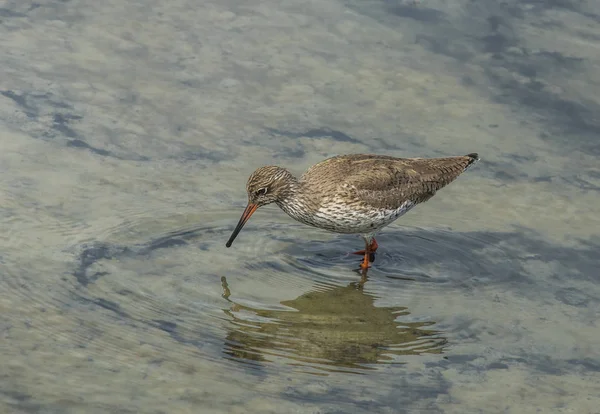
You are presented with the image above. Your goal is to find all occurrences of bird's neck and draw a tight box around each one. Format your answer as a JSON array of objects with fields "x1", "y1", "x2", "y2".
[{"x1": 275, "y1": 178, "x2": 314, "y2": 223}]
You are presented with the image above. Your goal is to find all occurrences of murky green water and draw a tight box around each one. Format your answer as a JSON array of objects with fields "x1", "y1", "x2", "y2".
[{"x1": 1, "y1": 0, "x2": 599, "y2": 413}]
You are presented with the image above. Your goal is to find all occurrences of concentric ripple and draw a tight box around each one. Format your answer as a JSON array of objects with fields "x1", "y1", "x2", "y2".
[
  {"x1": 215, "y1": 223, "x2": 519, "y2": 373},
  {"x1": 1, "y1": 197, "x2": 516, "y2": 379},
  {"x1": 370, "y1": 226, "x2": 514, "y2": 286},
  {"x1": 69, "y1": 212, "x2": 471, "y2": 374},
  {"x1": 267, "y1": 224, "x2": 515, "y2": 291}
]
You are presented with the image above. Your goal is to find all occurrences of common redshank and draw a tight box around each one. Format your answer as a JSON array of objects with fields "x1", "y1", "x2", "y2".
[{"x1": 226, "y1": 153, "x2": 479, "y2": 270}]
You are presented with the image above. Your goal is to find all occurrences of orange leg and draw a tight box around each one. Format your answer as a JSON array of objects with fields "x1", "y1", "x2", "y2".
[
  {"x1": 360, "y1": 251, "x2": 371, "y2": 270},
  {"x1": 353, "y1": 238, "x2": 378, "y2": 269}
]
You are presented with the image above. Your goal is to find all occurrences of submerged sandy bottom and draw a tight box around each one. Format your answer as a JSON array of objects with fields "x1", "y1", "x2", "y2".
[{"x1": 1, "y1": 0, "x2": 599, "y2": 413}]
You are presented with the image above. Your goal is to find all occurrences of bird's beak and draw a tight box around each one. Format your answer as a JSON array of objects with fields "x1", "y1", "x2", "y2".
[{"x1": 226, "y1": 203, "x2": 258, "y2": 247}]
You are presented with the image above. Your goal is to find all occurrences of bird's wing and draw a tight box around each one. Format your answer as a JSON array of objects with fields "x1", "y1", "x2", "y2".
[{"x1": 324, "y1": 154, "x2": 478, "y2": 210}]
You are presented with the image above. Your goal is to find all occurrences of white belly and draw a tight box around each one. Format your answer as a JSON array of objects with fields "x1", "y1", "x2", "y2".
[{"x1": 307, "y1": 200, "x2": 415, "y2": 234}]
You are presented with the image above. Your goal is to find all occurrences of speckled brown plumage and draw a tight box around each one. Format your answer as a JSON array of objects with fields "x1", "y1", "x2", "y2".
[{"x1": 226, "y1": 153, "x2": 480, "y2": 271}]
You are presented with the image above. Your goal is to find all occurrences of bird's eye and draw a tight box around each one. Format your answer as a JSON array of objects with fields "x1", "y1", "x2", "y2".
[{"x1": 255, "y1": 188, "x2": 268, "y2": 196}]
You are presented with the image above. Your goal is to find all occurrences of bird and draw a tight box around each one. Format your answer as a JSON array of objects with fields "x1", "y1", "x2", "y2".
[{"x1": 226, "y1": 153, "x2": 479, "y2": 270}]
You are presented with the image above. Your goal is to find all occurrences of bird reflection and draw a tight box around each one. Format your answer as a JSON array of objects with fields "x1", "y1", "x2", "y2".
[{"x1": 220, "y1": 276, "x2": 446, "y2": 374}]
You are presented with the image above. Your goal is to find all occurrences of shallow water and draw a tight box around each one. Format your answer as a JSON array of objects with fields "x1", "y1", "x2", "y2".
[{"x1": 1, "y1": 0, "x2": 600, "y2": 413}]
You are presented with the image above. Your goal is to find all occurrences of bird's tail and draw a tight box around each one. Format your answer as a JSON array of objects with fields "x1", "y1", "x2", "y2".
[{"x1": 464, "y1": 153, "x2": 480, "y2": 171}]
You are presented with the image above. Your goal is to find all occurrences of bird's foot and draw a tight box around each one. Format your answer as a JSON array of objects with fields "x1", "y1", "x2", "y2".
[
  {"x1": 359, "y1": 248, "x2": 376, "y2": 270},
  {"x1": 359, "y1": 256, "x2": 372, "y2": 270},
  {"x1": 352, "y1": 238, "x2": 378, "y2": 264}
]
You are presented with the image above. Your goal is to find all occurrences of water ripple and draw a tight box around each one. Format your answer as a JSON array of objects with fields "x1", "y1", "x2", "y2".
[
  {"x1": 58, "y1": 214, "x2": 459, "y2": 375},
  {"x1": 1, "y1": 202, "x2": 513, "y2": 379}
]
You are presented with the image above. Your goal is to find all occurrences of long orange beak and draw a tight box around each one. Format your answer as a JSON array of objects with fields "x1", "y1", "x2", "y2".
[{"x1": 225, "y1": 203, "x2": 258, "y2": 247}]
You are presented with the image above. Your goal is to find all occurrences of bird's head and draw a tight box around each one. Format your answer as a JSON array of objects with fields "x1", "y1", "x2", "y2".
[{"x1": 226, "y1": 166, "x2": 295, "y2": 247}]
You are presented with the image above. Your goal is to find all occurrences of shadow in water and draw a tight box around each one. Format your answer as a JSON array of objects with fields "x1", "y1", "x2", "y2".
[{"x1": 220, "y1": 276, "x2": 446, "y2": 375}]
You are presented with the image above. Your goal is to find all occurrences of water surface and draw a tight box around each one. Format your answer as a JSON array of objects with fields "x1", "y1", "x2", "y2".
[{"x1": 1, "y1": 0, "x2": 599, "y2": 413}]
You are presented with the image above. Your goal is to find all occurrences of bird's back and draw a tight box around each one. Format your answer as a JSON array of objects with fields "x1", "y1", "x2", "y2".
[{"x1": 300, "y1": 153, "x2": 479, "y2": 210}]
